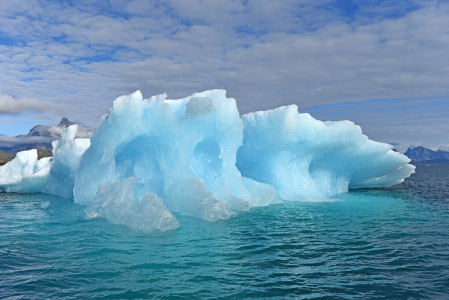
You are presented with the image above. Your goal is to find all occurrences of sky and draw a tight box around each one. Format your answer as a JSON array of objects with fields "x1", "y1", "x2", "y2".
[{"x1": 0, "y1": 0, "x2": 448, "y2": 151}]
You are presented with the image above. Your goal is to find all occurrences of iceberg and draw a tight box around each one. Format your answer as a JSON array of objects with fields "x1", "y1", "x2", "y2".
[
  {"x1": 0, "y1": 90, "x2": 415, "y2": 232},
  {"x1": 0, "y1": 149, "x2": 51, "y2": 192},
  {"x1": 237, "y1": 105, "x2": 414, "y2": 199},
  {"x1": 0, "y1": 125, "x2": 90, "y2": 198},
  {"x1": 85, "y1": 177, "x2": 180, "y2": 233},
  {"x1": 73, "y1": 90, "x2": 253, "y2": 222}
]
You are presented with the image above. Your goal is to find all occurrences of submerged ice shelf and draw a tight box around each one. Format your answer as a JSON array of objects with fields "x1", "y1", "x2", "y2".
[{"x1": 0, "y1": 90, "x2": 415, "y2": 232}]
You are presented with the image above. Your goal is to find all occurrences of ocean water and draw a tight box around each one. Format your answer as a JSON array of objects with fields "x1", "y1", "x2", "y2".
[{"x1": 1, "y1": 166, "x2": 449, "y2": 299}]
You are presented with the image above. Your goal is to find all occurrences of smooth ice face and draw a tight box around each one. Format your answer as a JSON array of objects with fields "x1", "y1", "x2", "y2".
[
  {"x1": 43, "y1": 125, "x2": 91, "y2": 199},
  {"x1": 86, "y1": 177, "x2": 179, "y2": 233},
  {"x1": 237, "y1": 105, "x2": 415, "y2": 199}
]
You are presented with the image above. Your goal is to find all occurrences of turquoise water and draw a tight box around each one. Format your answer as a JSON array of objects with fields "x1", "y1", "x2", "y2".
[{"x1": 1, "y1": 166, "x2": 449, "y2": 299}]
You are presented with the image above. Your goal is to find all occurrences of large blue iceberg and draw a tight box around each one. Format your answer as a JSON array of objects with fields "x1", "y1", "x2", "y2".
[{"x1": 0, "y1": 90, "x2": 415, "y2": 232}]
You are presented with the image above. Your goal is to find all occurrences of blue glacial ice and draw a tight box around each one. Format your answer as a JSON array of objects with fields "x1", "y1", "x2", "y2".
[
  {"x1": 237, "y1": 105, "x2": 414, "y2": 199},
  {"x1": 0, "y1": 90, "x2": 415, "y2": 232}
]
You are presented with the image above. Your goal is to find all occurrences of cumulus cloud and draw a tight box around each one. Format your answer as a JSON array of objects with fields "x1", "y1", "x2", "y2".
[
  {"x1": 0, "y1": 94, "x2": 50, "y2": 115},
  {"x1": 0, "y1": 0, "x2": 448, "y2": 149},
  {"x1": 436, "y1": 144, "x2": 449, "y2": 151},
  {"x1": 0, "y1": 135, "x2": 54, "y2": 147}
]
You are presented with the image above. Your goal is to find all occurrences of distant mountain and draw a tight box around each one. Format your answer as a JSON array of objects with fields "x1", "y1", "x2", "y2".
[
  {"x1": 23, "y1": 117, "x2": 77, "y2": 139},
  {"x1": 404, "y1": 146, "x2": 449, "y2": 161},
  {"x1": 5, "y1": 143, "x2": 53, "y2": 154},
  {"x1": 404, "y1": 146, "x2": 449, "y2": 165},
  {"x1": 0, "y1": 117, "x2": 92, "y2": 155},
  {"x1": 57, "y1": 117, "x2": 76, "y2": 127},
  {"x1": 0, "y1": 150, "x2": 14, "y2": 166}
]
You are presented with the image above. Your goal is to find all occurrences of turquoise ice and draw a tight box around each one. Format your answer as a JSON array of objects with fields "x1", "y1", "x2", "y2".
[{"x1": 0, "y1": 90, "x2": 415, "y2": 232}]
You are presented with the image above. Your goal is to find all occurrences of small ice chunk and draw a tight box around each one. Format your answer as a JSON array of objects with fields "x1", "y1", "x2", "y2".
[
  {"x1": 40, "y1": 201, "x2": 50, "y2": 209},
  {"x1": 0, "y1": 149, "x2": 51, "y2": 192},
  {"x1": 86, "y1": 177, "x2": 179, "y2": 233}
]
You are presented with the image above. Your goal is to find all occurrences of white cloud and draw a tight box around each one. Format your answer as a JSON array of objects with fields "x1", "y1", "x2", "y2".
[
  {"x1": 0, "y1": 94, "x2": 50, "y2": 115},
  {"x1": 436, "y1": 144, "x2": 449, "y2": 151},
  {"x1": 0, "y1": 135, "x2": 54, "y2": 147},
  {"x1": 0, "y1": 0, "x2": 448, "y2": 149}
]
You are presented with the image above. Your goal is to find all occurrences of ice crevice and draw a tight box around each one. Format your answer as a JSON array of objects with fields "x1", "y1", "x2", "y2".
[{"x1": 0, "y1": 89, "x2": 415, "y2": 232}]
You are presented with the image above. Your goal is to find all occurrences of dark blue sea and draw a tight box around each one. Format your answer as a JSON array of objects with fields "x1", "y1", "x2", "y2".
[{"x1": 1, "y1": 166, "x2": 449, "y2": 299}]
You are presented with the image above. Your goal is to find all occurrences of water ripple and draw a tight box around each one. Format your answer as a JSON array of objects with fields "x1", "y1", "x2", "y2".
[{"x1": 1, "y1": 166, "x2": 449, "y2": 298}]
